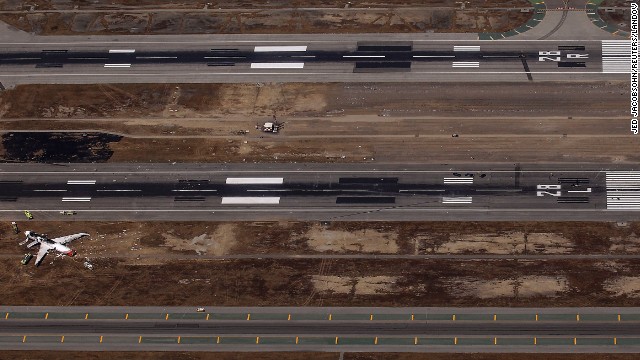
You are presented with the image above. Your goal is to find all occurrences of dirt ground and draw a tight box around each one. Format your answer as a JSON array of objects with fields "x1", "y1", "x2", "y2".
[
  {"x1": 599, "y1": 0, "x2": 631, "y2": 32},
  {"x1": 0, "y1": 83, "x2": 627, "y2": 120},
  {"x1": 0, "y1": 82, "x2": 633, "y2": 164},
  {"x1": 0, "y1": 0, "x2": 533, "y2": 35},
  {"x1": 3, "y1": 221, "x2": 640, "y2": 307},
  {"x1": 2, "y1": 221, "x2": 639, "y2": 258},
  {"x1": 1, "y1": 353, "x2": 638, "y2": 360}
]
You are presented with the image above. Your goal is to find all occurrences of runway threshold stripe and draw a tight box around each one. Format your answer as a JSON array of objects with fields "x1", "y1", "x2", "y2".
[
  {"x1": 454, "y1": 46, "x2": 480, "y2": 51},
  {"x1": 62, "y1": 197, "x2": 91, "y2": 202},
  {"x1": 226, "y1": 178, "x2": 284, "y2": 185},
  {"x1": 109, "y1": 49, "x2": 135, "y2": 53},
  {"x1": 444, "y1": 178, "x2": 473, "y2": 184},
  {"x1": 442, "y1": 197, "x2": 472, "y2": 204},
  {"x1": 104, "y1": 64, "x2": 131, "y2": 68},
  {"x1": 67, "y1": 180, "x2": 96, "y2": 185},
  {"x1": 254, "y1": 46, "x2": 307, "y2": 52},
  {"x1": 221, "y1": 197, "x2": 280, "y2": 204}
]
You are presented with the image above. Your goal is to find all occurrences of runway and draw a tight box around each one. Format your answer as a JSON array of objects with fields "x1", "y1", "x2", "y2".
[
  {"x1": 2, "y1": 307, "x2": 640, "y2": 352},
  {"x1": 0, "y1": 163, "x2": 638, "y2": 221},
  {"x1": 0, "y1": 39, "x2": 630, "y2": 85}
]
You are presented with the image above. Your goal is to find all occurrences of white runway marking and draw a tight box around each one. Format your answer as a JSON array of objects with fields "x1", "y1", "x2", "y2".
[
  {"x1": 412, "y1": 55, "x2": 455, "y2": 58},
  {"x1": 104, "y1": 64, "x2": 131, "y2": 68},
  {"x1": 606, "y1": 172, "x2": 640, "y2": 210},
  {"x1": 171, "y1": 189, "x2": 217, "y2": 192},
  {"x1": 226, "y1": 178, "x2": 284, "y2": 184},
  {"x1": 67, "y1": 180, "x2": 96, "y2": 185},
  {"x1": 452, "y1": 61, "x2": 479, "y2": 68},
  {"x1": 343, "y1": 55, "x2": 386, "y2": 58},
  {"x1": 454, "y1": 46, "x2": 480, "y2": 51},
  {"x1": 601, "y1": 40, "x2": 631, "y2": 73},
  {"x1": 221, "y1": 197, "x2": 281, "y2": 205},
  {"x1": 254, "y1": 46, "x2": 307, "y2": 52},
  {"x1": 109, "y1": 49, "x2": 135, "y2": 53},
  {"x1": 443, "y1": 177, "x2": 473, "y2": 184},
  {"x1": 250, "y1": 63, "x2": 304, "y2": 69},
  {"x1": 96, "y1": 189, "x2": 142, "y2": 192},
  {"x1": 442, "y1": 197, "x2": 473, "y2": 204},
  {"x1": 62, "y1": 197, "x2": 91, "y2": 202},
  {"x1": 33, "y1": 189, "x2": 66, "y2": 192}
]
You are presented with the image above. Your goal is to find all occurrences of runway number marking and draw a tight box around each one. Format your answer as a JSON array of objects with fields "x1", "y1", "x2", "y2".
[
  {"x1": 537, "y1": 184, "x2": 593, "y2": 198},
  {"x1": 539, "y1": 51, "x2": 589, "y2": 62},
  {"x1": 537, "y1": 184, "x2": 561, "y2": 197}
]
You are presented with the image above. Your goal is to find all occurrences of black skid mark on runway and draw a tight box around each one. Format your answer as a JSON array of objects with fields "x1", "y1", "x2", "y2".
[
  {"x1": 1, "y1": 132, "x2": 122, "y2": 163},
  {"x1": 520, "y1": 56, "x2": 533, "y2": 81}
]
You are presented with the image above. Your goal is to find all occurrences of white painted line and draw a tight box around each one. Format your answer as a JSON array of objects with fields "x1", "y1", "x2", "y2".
[
  {"x1": 254, "y1": 46, "x2": 307, "y2": 52},
  {"x1": 452, "y1": 62, "x2": 479, "y2": 68},
  {"x1": 62, "y1": 197, "x2": 91, "y2": 202},
  {"x1": 444, "y1": 177, "x2": 474, "y2": 184},
  {"x1": 204, "y1": 56, "x2": 246, "y2": 59},
  {"x1": 67, "y1": 180, "x2": 96, "y2": 185},
  {"x1": 250, "y1": 63, "x2": 304, "y2": 69},
  {"x1": 104, "y1": 64, "x2": 131, "y2": 68},
  {"x1": 171, "y1": 190, "x2": 217, "y2": 192},
  {"x1": 109, "y1": 49, "x2": 135, "y2": 53},
  {"x1": 136, "y1": 56, "x2": 178, "y2": 59},
  {"x1": 221, "y1": 197, "x2": 280, "y2": 205},
  {"x1": 454, "y1": 46, "x2": 480, "y2": 51},
  {"x1": 442, "y1": 197, "x2": 473, "y2": 204},
  {"x1": 413, "y1": 55, "x2": 455, "y2": 58},
  {"x1": 475, "y1": 189, "x2": 522, "y2": 192},
  {"x1": 96, "y1": 189, "x2": 142, "y2": 192},
  {"x1": 246, "y1": 189, "x2": 290, "y2": 192},
  {"x1": 226, "y1": 177, "x2": 284, "y2": 185},
  {"x1": 399, "y1": 189, "x2": 446, "y2": 192},
  {"x1": 343, "y1": 55, "x2": 386, "y2": 58},
  {"x1": 33, "y1": 189, "x2": 67, "y2": 192}
]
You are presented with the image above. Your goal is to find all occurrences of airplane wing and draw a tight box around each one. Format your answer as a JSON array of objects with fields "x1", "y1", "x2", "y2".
[
  {"x1": 34, "y1": 243, "x2": 51, "y2": 266},
  {"x1": 51, "y1": 233, "x2": 89, "y2": 245},
  {"x1": 25, "y1": 240, "x2": 39, "y2": 248}
]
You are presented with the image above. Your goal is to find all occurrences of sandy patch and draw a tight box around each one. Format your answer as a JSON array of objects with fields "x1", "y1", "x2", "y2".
[
  {"x1": 527, "y1": 233, "x2": 574, "y2": 254},
  {"x1": 604, "y1": 276, "x2": 640, "y2": 298},
  {"x1": 610, "y1": 233, "x2": 640, "y2": 252},
  {"x1": 311, "y1": 275, "x2": 352, "y2": 294},
  {"x1": 162, "y1": 224, "x2": 237, "y2": 255},
  {"x1": 439, "y1": 232, "x2": 525, "y2": 254},
  {"x1": 305, "y1": 224, "x2": 398, "y2": 253},
  {"x1": 450, "y1": 276, "x2": 568, "y2": 299},
  {"x1": 312, "y1": 275, "x2": 398, "y2": 295}
]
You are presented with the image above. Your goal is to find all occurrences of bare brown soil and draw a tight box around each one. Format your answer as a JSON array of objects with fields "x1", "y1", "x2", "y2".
[
  {"x1": 0, "y1": 83, "x2": 627, "y2": 120},
  {"x1": 0, "y1": 0, "x2": 533, "y2": 35},
  {"x1": 4, "y1": 0, "x2": 531, "y2": 10},
  {"x1": 0, "y1": 82, "x2": 633, "y2": 164},
  {"x1": 3, "y1": 221, "x2": 640, "y2": 307},
  {"x1": 4, "y1": 221, "x2": 638, "y2": 259}
]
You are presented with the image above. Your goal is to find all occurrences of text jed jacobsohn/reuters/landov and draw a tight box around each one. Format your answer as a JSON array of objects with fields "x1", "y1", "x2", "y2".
[{"x1": 631, "y1": 2, "x2": 638, "y2": 134}]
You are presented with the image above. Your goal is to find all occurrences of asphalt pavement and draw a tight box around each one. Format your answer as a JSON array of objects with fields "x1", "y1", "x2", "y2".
[
  {"x1": 0, "y1": 163, "x2": 638, "y2": 221},
  {"x1": 2, "y1": 307, "x2": 640, "y2": 352},
  {"x1": 0, "y1": 39, "x2": 628, "y2": 85}
]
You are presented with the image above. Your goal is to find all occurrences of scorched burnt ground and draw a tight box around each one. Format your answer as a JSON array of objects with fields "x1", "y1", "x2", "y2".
[{"x1": 1, "y1": 132, "x2": 121, "y2": 162}]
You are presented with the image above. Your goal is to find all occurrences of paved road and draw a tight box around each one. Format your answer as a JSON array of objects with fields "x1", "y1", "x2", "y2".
[
  {"x1": 0, "y1": 39, "x2": 629, "y2": 85},
  {"x1": 0, "y1": 163, "x2": 638, "y2": 221},
  {"x1": 2, "y1": 307, "x2": 640, "y2": 352},
  {"x1": 4, "y1": 319, "x2": 640, "y2": 336}
]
